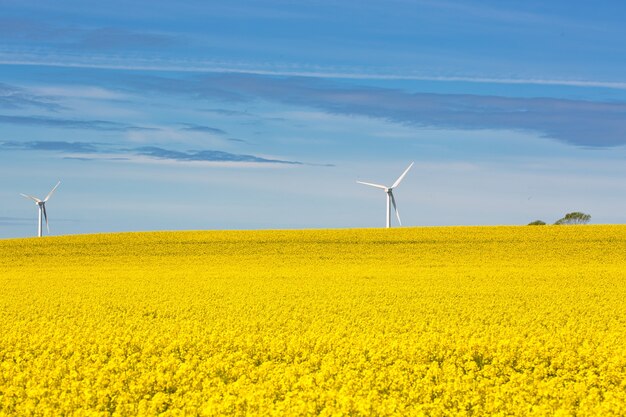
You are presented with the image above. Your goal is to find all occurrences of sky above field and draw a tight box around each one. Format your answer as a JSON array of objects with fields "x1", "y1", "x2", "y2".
[{"x1": 2, "y1": 0, "x2": 626, "y2": 237}]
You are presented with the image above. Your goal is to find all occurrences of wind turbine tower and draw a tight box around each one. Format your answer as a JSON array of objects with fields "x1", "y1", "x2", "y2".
[
  {"x1": 20, "y1": 181, "x2": 61, "y2": 237},
  {"x1": 357, "y1": 163, "x2": 413, "y2": 228}
]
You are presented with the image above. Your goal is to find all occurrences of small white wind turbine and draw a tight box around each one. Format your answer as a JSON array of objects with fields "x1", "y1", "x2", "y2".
[
  {"x1": 20, "y1": 181, "x2": 61, "y2": 237},
  {"x1": 357, "y1": 163, "x2": 414, "y2": 228}
]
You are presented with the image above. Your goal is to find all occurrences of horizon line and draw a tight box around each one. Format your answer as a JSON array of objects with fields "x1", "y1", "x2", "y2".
[{"x1": 1, "y1": 223, "x2": 620, "y2": 241}]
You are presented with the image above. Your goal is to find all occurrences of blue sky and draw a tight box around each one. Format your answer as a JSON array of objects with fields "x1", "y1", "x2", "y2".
[{"x1": 2, "y1": 0, "x2": 626, "y2": 237}]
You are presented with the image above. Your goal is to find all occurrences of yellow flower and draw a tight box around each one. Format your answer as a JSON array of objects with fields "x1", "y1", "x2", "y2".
[{"x1": 0, "y1": 226, "x2": 625, "y2": 415}]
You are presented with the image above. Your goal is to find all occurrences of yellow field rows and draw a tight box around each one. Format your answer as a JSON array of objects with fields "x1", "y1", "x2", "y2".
[{"x1": 1, "y1": 226, "x2": 625, "y2": 415}]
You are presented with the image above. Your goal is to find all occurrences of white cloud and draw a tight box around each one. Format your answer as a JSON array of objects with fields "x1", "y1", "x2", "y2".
[
  {"x1": 4, "y1": 52, "x2": 626, "y2": 91},
  {"x1": 27, "y1": 85, "x2": 130, "y2": 100}
]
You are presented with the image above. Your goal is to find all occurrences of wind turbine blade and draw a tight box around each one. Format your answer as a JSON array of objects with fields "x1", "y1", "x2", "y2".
[
  {"x1": 44, "y1": 181, "x2": 61, "y2": 202},
  {"x1": 391, "y1": 193, "x2": 401, "y2": 226},
  {"x1": 391, "y1": 162, "x2": 414, "y2": 189},
  {"x1": 356, "y1": 181, "x2": 387, "y2": 190},
  {"x1": 20, "y1": 193, "x2": 42, "y2": 203},
  {"x1": 43, "y1": 204, "x2": 49, "y2": 233}
]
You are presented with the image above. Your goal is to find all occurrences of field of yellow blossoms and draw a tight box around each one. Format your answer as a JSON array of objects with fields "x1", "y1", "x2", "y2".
[{"x1": 1, "y1": 225, "x2": 625, "y2": 416}]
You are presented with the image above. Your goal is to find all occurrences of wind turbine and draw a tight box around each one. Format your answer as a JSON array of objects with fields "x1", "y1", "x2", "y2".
[
  {"x1": 20, "y1": 181, "x2": 61, "y2": 237},
  {"x1": 357, "y1": 163, "x2": 413, "y2": 228}
]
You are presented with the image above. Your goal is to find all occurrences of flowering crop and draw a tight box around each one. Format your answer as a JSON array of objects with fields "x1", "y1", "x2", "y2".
[{"x1": 0, "y1": 226, "x2": 625, "y2": 416}]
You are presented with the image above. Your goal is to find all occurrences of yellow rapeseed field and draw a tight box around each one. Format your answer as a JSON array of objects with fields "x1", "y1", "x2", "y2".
[{"x1": 1, "y1": 226, "x2": 625, "y2": 416}]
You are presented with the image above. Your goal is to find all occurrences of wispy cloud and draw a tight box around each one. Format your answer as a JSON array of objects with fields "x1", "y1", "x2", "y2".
[
  {"x1": 133, "y1": 146, "x2": 300, "y2": 164},
  {"x1": 120, "y1": 74, "x2": 626, "y2": 147},
  {"x1": 4, "y1": 65, "x2": 626, "y2": 148},
  {"x1": 0, "y1": 82, "x2": 64, "y2": 111},
  {"x1": 0, "y1": 114, "x2": 156, "y2": 131},
  {"x1": 8, "y1": 73, "x2": 623, "y2": 147},
  {"x1": 28, "y1": 85, "x2": 130, "y2": 101},
  {"x1": 179, "y1": 123, "x2": 227, "y2": 135},
  {"x1": 201, "y1": 108, "x2": 256, "y2": 117},
  {"x1": 1, "y1": 140, "x2": 303, "y2": 165},
  {"x1": 3, "y1": 53, "x2": 626, "y2": 90},
  {"x1": 0, "y1": 18, "x2": 180, "y2": 50},
  {"x1": 1, "y1": 140, "x2": 99, "y2": 153},
  {"x1": 228, "y1": 138, "x2": 249, "y2": 144}
]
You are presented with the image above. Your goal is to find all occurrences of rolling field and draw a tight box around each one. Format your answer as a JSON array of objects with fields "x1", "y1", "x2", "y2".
[{"x1": 1, "y1": 226, "x2": 626, "y2": 416}]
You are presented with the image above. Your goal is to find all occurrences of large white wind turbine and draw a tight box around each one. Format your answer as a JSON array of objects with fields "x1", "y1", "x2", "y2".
[
  {"x1": 20, "y1": 181, "x2": 61, "y2": 237},
  {"x1": 357, "y1": 163, "x2": 414, "y2": 228}
]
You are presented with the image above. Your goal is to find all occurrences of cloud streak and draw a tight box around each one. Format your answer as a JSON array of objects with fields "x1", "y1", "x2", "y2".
[
  {"x1": 5, "y1": 73, "x2": 624, "y2": 147},
  {"x1": 3, "y1": 53, "x2": 626, "y2": 90},
  {"x1": 0, "y1": 18, "x2": 180, "y2": 50},
  {"x1": 1, "y1": 140, "x2": 99, "y2": 153},
  {"x1": 125, "y1": 74, "x2": 626, "y2": 147},
  {"x1": 1, "y1": 140, "x2": 302, "y2": 165},
  {"x1": 133, "y1": 146, "x2": 300, "y2": 164},
  {"x1": 0, "y1": 83, "x2": 64, "y2": 111},
  {"x1": 201, "y1": 108, "x2": 256, "y2": 117},
  {"x1": 179, "y1": 123, "x2": 227, "y2": 135},
  {"x1": 0, "y1": 114, "x2": 156, "y2": 131}
]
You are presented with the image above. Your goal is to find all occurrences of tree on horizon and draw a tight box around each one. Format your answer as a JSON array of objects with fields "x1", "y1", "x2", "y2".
[{"x1": 554, "y1": 212, "x2": 591, "y2": 225}]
